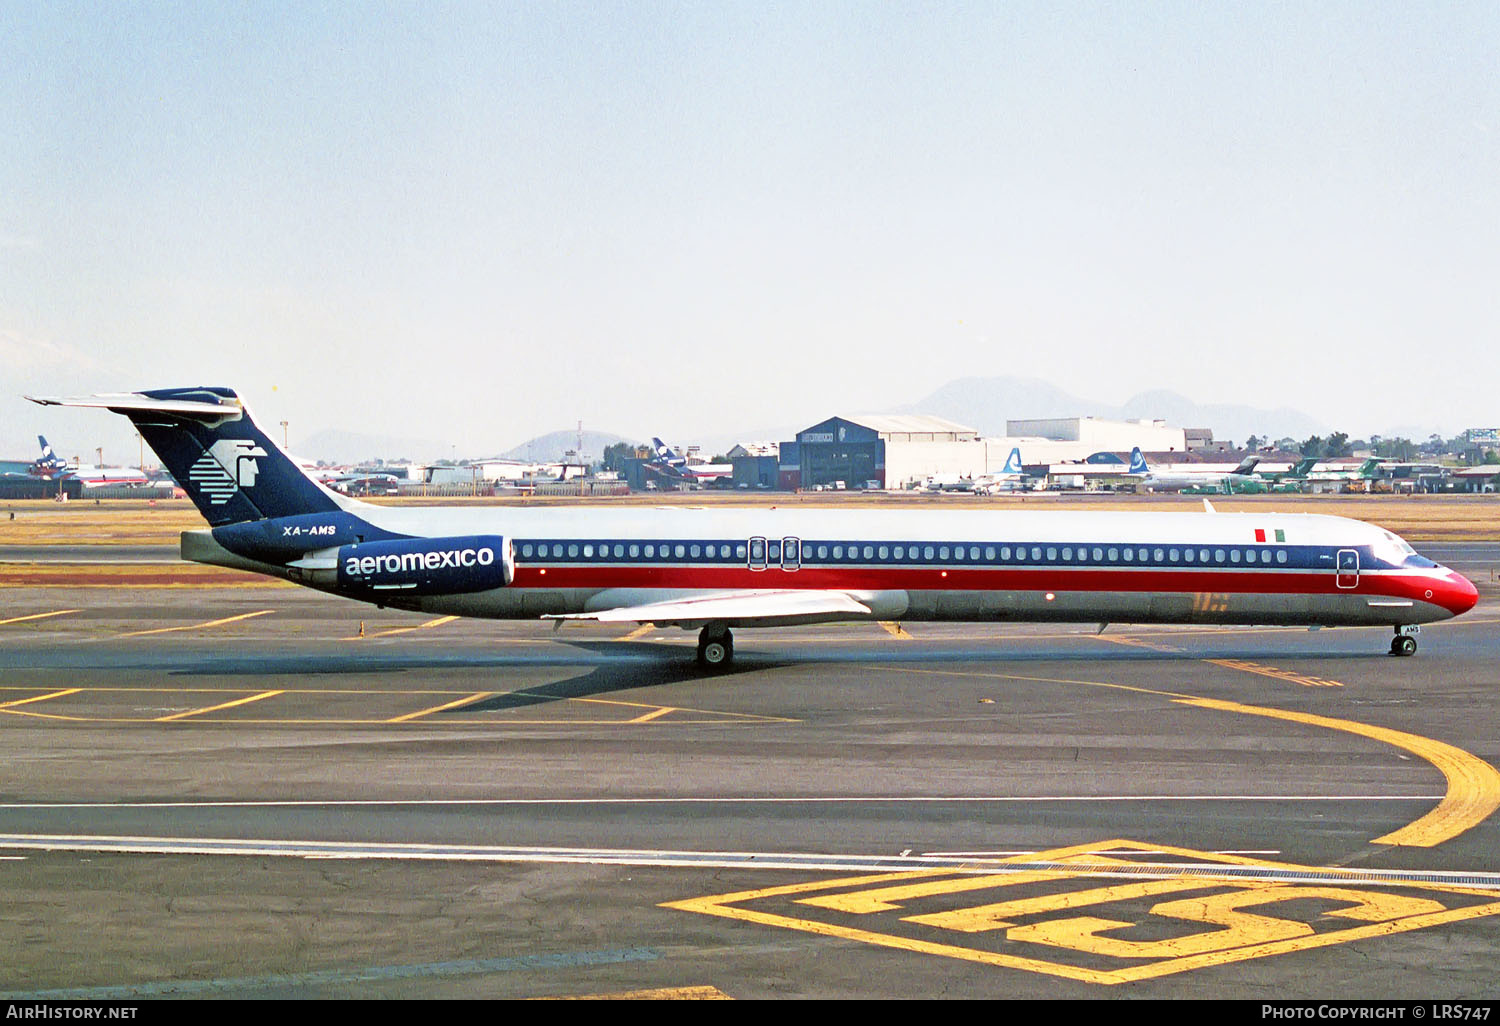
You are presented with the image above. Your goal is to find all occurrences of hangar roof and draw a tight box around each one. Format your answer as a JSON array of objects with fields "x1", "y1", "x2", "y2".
[{"x1": 838, "y1": 414, "x2": 979, "y2": 437}]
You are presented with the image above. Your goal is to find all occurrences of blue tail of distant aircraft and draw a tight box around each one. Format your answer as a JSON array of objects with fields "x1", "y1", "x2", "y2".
[
  {"x1": 27, "y1": 388, "x2": 341, "y2": 526},
  {"x1": 33, "y1": 435, "x2": 65, "y2": 473},
  {"x1": 1002, "y1": 447, "x2": 1022, "y2": 476},
  {"x1": 1128, "y1": 447, "x2": 1148, "y2": 475}
]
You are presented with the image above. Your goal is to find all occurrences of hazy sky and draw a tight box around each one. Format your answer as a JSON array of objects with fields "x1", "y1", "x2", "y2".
[{"x1": 3, "y1": 2, "x2": 1497, "y2": 461}]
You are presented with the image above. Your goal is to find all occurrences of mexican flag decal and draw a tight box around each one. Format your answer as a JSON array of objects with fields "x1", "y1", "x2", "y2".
[{"x1": 1254, "y1": 528, "x2": 1286, "y2": 543}]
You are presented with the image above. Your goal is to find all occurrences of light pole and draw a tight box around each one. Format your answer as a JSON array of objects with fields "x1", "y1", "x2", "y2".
[{"x1": 280, "y1": 420, "x2": 289, "y2": 449}]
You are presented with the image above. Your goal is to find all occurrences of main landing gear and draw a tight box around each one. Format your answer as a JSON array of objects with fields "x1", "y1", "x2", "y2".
[
  {"x1": 1390, "y1": 625, "x2": 1419, "y2": 657},
  {"x1": 697, "y1": 624, "x2": 734, "y2": 672}
]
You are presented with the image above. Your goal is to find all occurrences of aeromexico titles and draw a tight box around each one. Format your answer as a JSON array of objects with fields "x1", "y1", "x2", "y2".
[{"x1": 29, "y1": 388, "x2": 1478, "y2": 669}]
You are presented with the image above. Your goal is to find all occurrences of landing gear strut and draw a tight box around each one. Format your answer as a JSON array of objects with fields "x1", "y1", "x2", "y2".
[
  {"x1": 697, "y1": 624, "x2": 734, "y2": 672},
  {"x1": 1390, "y1": 625, "x2": 1419, "y2": 657}
]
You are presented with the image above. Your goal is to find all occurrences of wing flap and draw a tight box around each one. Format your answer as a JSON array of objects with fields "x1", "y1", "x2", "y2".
[{"x1": 545, "y1": 589, "x2": 872, "y2": 628}]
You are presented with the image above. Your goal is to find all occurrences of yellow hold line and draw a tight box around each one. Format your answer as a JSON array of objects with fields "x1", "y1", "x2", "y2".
[
  {"x1": 387, "y1": 691, "x2": 493, "y2": 723},
  {"x1": 616, "y1": 624, "x2": 654, "y2": 642},
  {"x1": 878, "y1": 621, "x2": 911, "y2": 639},
  {"x1": 0, "y1": 609, "x2": 82, "y2": 626},
  {"x1": 157, "y1": 690, "x2": 284, "y2": 722},
  {"x1": 1179, "y1": 697, "x2": 1500, "y2": 848},
  {"x1": 119, "y1": 609, "x2": 275, "y2": 637}
]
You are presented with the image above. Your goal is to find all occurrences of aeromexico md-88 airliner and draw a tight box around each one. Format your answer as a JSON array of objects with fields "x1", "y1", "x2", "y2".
[{"x1": 29, "y1": 388, "x2": 1478, "y2": 669}]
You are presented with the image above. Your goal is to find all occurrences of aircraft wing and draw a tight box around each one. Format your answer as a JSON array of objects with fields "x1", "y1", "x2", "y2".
[{"x1": 545, "y1": 589, "x2": 872, "y2": 628}]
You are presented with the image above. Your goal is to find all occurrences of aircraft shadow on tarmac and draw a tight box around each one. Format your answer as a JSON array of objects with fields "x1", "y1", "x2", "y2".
[{"x1": 103, "y1": 634, "x2": 1421, "y2": 687}]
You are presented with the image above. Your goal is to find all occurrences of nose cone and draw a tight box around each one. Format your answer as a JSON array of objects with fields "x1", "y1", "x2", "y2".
[{"x1": 1436, "y1": 570, "x2": 1480, "y2": 617}]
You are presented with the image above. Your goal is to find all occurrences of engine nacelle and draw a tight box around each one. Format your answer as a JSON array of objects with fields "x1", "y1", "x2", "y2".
[{"x1": 335, "y1": 535, "x2": 513, "y2": 595}]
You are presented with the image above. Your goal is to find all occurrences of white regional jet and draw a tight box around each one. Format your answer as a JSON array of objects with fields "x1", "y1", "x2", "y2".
[
  {"x1": 29, "y1": 388, "x2": 1478, "y2": 668},
  {"x1": 1129, "y1": 447, "x2": 1262, "y2": 492}
]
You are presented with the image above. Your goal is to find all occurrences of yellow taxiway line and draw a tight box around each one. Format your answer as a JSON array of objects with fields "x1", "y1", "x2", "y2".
[
  {"x1": 156, "y1": 690, "x2": 284, "y2": 722},
  {"x1": 386, "y1": 691, "x2": 494, "y2": 723},
  {"x1": 118, "y1": 609, "x2": 275, "y2": 638},
  {"x1": 0, "y1": 689, "x2": 81, "y2": 712},
  {"x1": 0, "y1": 609, "x2": 81, "y2": 626},
  {"x1": 888, "y1": 664, "x2": 1500, "y2": 848}
]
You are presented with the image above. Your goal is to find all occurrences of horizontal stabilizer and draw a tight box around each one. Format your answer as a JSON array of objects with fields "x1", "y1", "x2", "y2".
[
  {"x1": 546, "y1": 589, "x2": 872, "y2": 628},
  {"x1": 26, "y1": 393, "x2": 243, "y2": 419}
]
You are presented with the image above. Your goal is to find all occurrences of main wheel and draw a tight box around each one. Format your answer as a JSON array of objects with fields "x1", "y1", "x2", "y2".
[
  {"x1": 1390, "y1": 635, "x2": 1417, "y2": 657},
  {"x1": 696, "y1": 628, "x2": 734, "y2": 671}
]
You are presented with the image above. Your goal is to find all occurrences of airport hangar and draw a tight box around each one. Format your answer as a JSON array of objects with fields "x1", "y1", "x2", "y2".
[{"x1": 775, "y1": 414, "x2": 1195, "y2": 491}]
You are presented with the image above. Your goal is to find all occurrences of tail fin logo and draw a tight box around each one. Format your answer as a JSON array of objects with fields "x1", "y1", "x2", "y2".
[{"x1": 188, "y1": 439, "x2": 268, "y2": 505}]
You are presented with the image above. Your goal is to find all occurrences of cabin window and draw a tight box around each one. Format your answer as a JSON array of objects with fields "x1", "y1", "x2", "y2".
[
  {"x1": 628, "y1": 544, "x2": 638, "y2": 557},
  {"x1": 1061, "y1": 547, "x2": 1072, "y2": 561},
  {"x1": 985, "y1": 546, "x2": 995, "y2": 560},
  {"x1": 1138, "y1": 547, "x2": 1149, "y2": 562},
  {"x1": 1214, "y1": 548, "x2": 1225, "y2": 563},
  {"x1": 1046, "y1": 547, "x2": 1057, "y2": 561},
  {"x1": 833, "y1": 545, "x2": 844, "y2": 559},
  {"x1": 688, "y1": 544, "x2": 699, "y2": 558},
  {"x1": 816, "y1": 545, "x2": 828, "y2": 559},
  {"x1": 1092, "y1": 547, "x2": 1103, "y2": 562},
  {"x1": 969, "y1": 546, "x2": 980, "y2": 560},
  {"x1": 863, "y1": 545, "x2": 874, "y2": 560},
  {"x1": 894, "y1": 546, "x2": 904, "y2": 559},
  {"x1": 567, "y1": 544, "x2": 579, "y2": 558},
  {"x1": 1260, "y1": 550, "x2": 1271, "y2": 564},
  {"x1": 735, "y1": 544, "x2": 747, "y2": 559},
  {"x1": 937, "y1": 546, "x2": 948, "y2": 560},
  {"x1": 1152, "y1": 548, "x2": 1163, "y2": 562},
  {"x1": 583, "y1": 544, "x2": 594, "y2": 558},
  {"x1": 1230, "y1": 549, "x2": 1240, "y2": 563},
  {"x1": 878, "y1": 545, "x2": 889, "y2": 560},
  {"x1": 1107, "y1": 547, "x2": 1118, "y2": 561},
  {"x1": 520, "y1": 544, "x2": 533, "y2": 558},
  {"x1": 1123, "y1": 548, "x2": 1134, "y2": 562},
  {"x1": 1031, "y1": 547, "x2": 1042, "y2": 561},
  {"x1": 1276, "y1": 550, "x2": 1288, "y2": 564},
  {"x1": 1168, "y1": 548, "x2": 1179, "y2": 562}
]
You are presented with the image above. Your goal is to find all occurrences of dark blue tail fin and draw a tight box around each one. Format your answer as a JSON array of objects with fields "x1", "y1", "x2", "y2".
[
  {"x1": 28, "y1": 387, "x2": 342, "y2": 526},
  {"x1": 1128, "y1": 447, "x2": 1148, "y2": 475}
]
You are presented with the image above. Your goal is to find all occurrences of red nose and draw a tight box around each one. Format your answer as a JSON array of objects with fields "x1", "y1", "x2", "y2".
[{"x1": 1437, "y1": 571, "x2": 1480, "y2": 616}]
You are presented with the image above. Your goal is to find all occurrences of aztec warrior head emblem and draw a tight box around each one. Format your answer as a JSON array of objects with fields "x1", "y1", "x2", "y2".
[{"x1": 186, "y1": 438, "x2": 268, "y2": 504}]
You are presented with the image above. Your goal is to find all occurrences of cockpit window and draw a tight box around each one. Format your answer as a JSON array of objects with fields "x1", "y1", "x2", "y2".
[{"x1": 1378, "y1": 531, "x2": 1437, "y2": 568}]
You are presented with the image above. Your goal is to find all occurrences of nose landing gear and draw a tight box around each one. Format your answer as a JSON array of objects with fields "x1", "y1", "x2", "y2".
[{"x1": 1390, "y1": 625, "x2": 1419, "y2": 657}]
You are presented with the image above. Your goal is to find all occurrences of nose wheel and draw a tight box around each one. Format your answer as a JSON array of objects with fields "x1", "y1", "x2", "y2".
[
  {"x1": 697, "y1": 625, "x2": 734, "y2": 671},
  {"x1": 1390, "y1": 627, "x2": 1418, "y2": 657}
]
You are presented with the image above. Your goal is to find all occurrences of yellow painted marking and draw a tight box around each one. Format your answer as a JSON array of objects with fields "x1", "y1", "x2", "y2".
[
  {"x1": 156, "y1": 690, "x2": 284, "y2": 722},
  {"x1": 366, "y1": 615, "x2": 459, "y2": 638},
  {"x1": 0, "y1": 684, "x2": 791, "y2": 726},
  {"x1": 535, "y1": 985, "x2": 732, "y2": 1000},
  {"x1": 0, "y1": 689, "x2": 81, "y2": 711},
  {"x1": 386, "y1": 691, "x2": 494, "y2": 723},
  {"x1": 0, "y1": 609, "x2": 81, "y2": 626},
  {"x1": 616, "y1": 624, "x2": 654, "y2": 642},
  {"x1": 878, "y1": 621, "x2": 912, "y2": 639},
  {"x1": 799, "y1": 870, "x2": 1070, "y2": 914},
  {"x1": 665, "y1": 838, "x2": 1500, "y2": 984},
  {"x1": 628, "y1": 706, "x2": 677, "y2": 724},
  {"x1": 905, "y1": 877, "x2": 1215, "y2": 932},
  {"x1": 1180, "y1": 697, "x2": 1500, "y2": 847},
  {"x1": 118, "y1": 609, "x2": 275, "y2": 638},
  {"x1": 1208, "y1": 658, "x2": 1344, "y2": 688}
]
